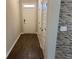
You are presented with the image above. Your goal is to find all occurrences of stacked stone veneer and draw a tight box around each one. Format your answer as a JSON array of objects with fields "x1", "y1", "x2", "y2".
[{"x1": 55, "y1": 0, "x2": 72, "y2": 59}]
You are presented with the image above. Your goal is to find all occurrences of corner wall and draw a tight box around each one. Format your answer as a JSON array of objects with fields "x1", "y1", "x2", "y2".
[
  {"x1": 47, "y1": 0, "x2": 61, "y2": 59},
  {"x1": 6, "y1": 0, "x2": 21, "y2": 56}
]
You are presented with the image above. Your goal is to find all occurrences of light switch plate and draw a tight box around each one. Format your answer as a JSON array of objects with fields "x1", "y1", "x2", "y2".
[{"x1": 60, "y1": 26, "x2": 67, "y2": 31}]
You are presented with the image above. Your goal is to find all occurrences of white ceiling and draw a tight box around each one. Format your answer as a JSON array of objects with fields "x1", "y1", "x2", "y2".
[{"x1": 22, "y1": 0, "x2": 37, "y2": 3}]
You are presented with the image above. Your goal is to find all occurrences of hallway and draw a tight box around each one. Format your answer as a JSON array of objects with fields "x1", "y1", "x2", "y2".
[
  {"x1": 7, "y1": 34, "x2": 44, "y2": 59},
  {"x1": 6, "y1": 0, "x2": 61, "y2": 59}
]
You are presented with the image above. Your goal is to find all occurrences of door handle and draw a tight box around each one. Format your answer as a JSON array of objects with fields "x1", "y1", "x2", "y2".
[{"x1": 24, "y1": 19, "x2": 26, "y2": 23}]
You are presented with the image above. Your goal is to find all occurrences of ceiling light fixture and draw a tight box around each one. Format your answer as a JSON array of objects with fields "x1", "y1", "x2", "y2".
[{"x1": 24, "y1": 4, "x2": 35, "y2": 8}]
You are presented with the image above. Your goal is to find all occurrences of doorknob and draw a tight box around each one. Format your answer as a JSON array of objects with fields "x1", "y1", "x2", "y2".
[
  {"x1": 24, "y1": 19, "x2": 25, "y2": 23},
  {"x1": 24, "y1": 19, "x2": 27, "y2": 24}
]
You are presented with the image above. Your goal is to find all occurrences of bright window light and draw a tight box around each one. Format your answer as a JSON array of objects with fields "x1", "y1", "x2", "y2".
[{"x1": 24, "y1": 5, "x2": 35, "y2": 8}]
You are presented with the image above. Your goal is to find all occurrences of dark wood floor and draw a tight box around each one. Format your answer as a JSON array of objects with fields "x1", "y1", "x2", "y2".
[{"x1": 7, "y1": 34, "x2": 44, "y2": 59}]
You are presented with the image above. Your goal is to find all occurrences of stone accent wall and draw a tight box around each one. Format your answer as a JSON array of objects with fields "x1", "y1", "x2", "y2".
[{"x1": 55, "y1": 0, "x2": 72, "y2": 59}]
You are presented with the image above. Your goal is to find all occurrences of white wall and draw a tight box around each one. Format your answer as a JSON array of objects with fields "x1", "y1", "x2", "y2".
[
  {"x1": 19, "y1": 0, "x2": 23, "y2": 32},
  {"x1": 37, "y1": 0, "x2": 48, "y2": 59},
  {"x1": 37, "y1": 0, "x2": 47, "y2": 51},
  {"x1": 6, "y1": 0, "x2": 21, "y2": 56},
  {"x1": 37, "y1": 0, "x2": 42, "y2": 47},
  {"x1": 42, "y1": 0, "x2": 48, "y2": 59},
  {"x1": 47, "y1": 0, "x2": 61, "y2": 59},
  {"x1": 37, "y1": 0, "x2": 42, "y2": 34}
]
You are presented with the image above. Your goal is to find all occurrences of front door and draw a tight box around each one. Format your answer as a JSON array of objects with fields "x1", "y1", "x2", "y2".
[{"x1": 22, "y1": 6, "x2": 36, "y2": 33}]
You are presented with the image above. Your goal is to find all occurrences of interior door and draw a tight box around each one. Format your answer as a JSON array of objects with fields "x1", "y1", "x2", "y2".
[{"x1": 22, "y1": 6, "x2": 36, "y2": 33}]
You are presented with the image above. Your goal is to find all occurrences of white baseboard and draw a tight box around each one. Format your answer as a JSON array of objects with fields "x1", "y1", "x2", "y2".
[{"x1": 6, "y1": 33, "x2": 22, "y2": 58}]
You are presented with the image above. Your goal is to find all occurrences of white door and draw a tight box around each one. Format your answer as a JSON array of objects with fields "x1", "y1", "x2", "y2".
[{"x1": 22, "y1": 7, "x2": 36, "y2": 33}]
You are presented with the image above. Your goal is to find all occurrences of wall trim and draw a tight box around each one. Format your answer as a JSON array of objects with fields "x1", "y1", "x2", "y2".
[{"x1": 6, "y1": 33, "x2": 22, "y2": 58}]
